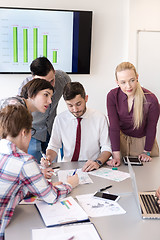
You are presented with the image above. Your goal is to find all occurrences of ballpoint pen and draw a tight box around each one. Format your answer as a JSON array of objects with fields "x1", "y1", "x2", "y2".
[
  {"x1": 40, "y1": 151, "x2": 50, "y2": 166},
  {"x1": 72, "y1": 169, "x2": 77, "y2": 176},
  {"x1": 99, "y1": 185, "x2": 112, "y2": 192}
]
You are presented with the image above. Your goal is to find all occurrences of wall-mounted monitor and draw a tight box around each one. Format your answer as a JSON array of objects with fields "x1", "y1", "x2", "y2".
[{"x1": 0, "y1": 7, "x2": 92, "y2": 74}]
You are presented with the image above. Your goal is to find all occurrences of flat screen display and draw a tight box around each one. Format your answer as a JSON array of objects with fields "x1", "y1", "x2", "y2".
[{"x1": 0, "y1": 7, "x2": 92, "y2": 74}]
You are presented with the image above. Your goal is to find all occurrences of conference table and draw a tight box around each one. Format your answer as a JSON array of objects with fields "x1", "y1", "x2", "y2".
[{"x1": 5, "y1": 158, "x2": 160, "y2": 240}]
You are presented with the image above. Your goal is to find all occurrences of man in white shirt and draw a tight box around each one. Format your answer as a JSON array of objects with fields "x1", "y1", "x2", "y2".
[{"x1": 42, "y1": 82, "x2": 112, "y2": 172}]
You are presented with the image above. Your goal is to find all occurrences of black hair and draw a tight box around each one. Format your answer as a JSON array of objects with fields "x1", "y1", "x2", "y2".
[
  {"x1": 63, "y1": 82, "x2": 86, "y2": 101},
  {"x1": 30, "y1": 57, "x2": 54, "y2": 76}
]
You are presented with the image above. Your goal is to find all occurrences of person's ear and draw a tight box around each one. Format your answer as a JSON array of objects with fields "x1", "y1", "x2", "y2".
[
  {"x1": 85, "y1": 95, "x2": 88, "y2": 103},
  {"x1": 115, "y1": 79, "x2": 119, "y2": 86},
  {"x1": 137, "y1": 74, "x2": 139, "y2": 82},
  {"x1": 21, "y1": 128, "x2": 27, "y2": 138}
]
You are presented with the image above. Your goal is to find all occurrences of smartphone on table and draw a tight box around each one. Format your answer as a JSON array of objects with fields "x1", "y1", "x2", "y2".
[
  {"x1": 123, "y1": 156, "x2": 143, "y2": 166},
  {"x1": 93, "y1": 192, "x2": 120, "y2": 202}
]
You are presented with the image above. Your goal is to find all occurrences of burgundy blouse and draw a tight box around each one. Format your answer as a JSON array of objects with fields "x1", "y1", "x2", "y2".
[{"x1": 107, "y1": 87, "x2": 160, "y2": 152}]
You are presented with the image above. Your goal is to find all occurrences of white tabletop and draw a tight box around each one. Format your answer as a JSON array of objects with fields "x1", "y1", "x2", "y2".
[{"x1": 5, "y1": 159, "x2": 160, "y2": 240}]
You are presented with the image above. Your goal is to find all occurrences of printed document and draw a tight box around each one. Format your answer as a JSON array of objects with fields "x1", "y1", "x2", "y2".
[
  {"x1": 58, "y1": 168, "x2": 93, "y2": 184},
  {"x1": 89, "y1": 167, "x2": 130, "y2": 182},
  {"x1": 76, "y1": 193, "x2": 126, "y2": 217},
  {"x1": 32, "y1": 222, "x2": 101, "y2": 240}
]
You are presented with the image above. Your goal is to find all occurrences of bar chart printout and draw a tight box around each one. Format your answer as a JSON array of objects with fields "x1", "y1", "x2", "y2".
[
  {"x1": 35, "y1": 196, "x2": 88, "y2": 227},
  {"x1": 61, "y1": 199, "x2": 72, "y2": 209}
]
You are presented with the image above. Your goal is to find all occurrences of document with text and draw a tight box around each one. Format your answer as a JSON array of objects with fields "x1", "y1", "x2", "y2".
[
  {"x1": 32, "y1": 222, "x2": 101, "y2": 240},
  {"x1": 58, "y1": 168, "x2": 93, "y2": 184},
  {"x1": 76, "y1": 193, "x2": 126, "y2": 217},
  {"x1": 89, "y1": 167, "x2": 130, "y2": 182}
]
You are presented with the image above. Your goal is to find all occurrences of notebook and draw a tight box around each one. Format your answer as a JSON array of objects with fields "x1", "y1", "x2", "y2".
[
  {"x1": 127, "y1": 158, "x2": 160, "y2": 219},
  {"x1": 35, "y1": 196, "x2": 89, "y2": 227}
]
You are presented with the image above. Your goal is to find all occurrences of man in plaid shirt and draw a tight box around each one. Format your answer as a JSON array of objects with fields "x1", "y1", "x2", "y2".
[{"x1": 0, "y1": 105, "x2": 78, "y2": 240}]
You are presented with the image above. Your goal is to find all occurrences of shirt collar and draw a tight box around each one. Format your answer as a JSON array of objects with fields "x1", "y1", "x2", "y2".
[{"x1": 68, "y1": 108, "x2": 89, "y2": 120}]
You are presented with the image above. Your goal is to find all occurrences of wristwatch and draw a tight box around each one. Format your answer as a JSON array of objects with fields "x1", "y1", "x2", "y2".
[
  {"x1": 94, "y1": 159, "x2": 103, "y2": 166},
  {"x1": 143, "y1": 151, "x2": 151, "y2": 156}
]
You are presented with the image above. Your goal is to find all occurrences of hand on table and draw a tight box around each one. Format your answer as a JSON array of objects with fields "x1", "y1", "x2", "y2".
[
  {"x1": 82, "y1": 160, "x2": 99, "y2": 172},
  {"x1": 106, "y1": 158, "x2": 121, "y2": 167},
  {"x1": 139, "y1": 153, "x2": 152, "y2": 162}
]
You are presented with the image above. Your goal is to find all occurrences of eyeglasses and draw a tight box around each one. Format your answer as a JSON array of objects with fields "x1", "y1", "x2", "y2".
[{"x1": 31, "y1": 127, "x2": 36, "y2": 137}]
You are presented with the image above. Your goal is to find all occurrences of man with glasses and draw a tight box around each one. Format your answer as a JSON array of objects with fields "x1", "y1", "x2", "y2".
[{"x1": 18, "y1": 57, "x2": 71, "y2": 163}]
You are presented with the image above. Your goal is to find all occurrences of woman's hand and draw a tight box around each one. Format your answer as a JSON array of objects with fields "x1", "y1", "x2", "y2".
[
  {"x1": 67, "y1": 174, "x2": 79, "y2": 188},
  {"x1": 139, "y1": 153, "x2": 152, "y2": 162},
  {"x1": 41, "y1": 167, "x2": 54, "y2": 179},
  {"x1": 106, "y1": 158, "x2": 121, "y2": 167},
  {"x1": 40, "y1": 155, "x2": 52, "y2": 168}
]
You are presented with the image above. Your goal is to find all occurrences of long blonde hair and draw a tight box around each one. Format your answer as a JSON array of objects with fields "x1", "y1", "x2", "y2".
[{"x1": 115, "y1": 62, "x2": 146, "y2": 129}]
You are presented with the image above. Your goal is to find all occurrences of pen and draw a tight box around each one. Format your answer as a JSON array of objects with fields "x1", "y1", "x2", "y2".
[
  {"x1": 52, "y1": 166, "x2": 60, "y2": 169},
  {"x1": 40, "y1": 151, "x2": 50, "y2": 166},
  {"x1": 72, "y1": 169, "x2": 77, "y2": 176},
  {"x1": 99, "y1": 185, "x2": 112, "y2": 192},
  {"x1": 67, "y1": 236, "x2": 75, "y2": 240}
]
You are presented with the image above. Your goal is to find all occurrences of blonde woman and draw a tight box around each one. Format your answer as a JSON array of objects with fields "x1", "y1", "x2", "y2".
[{"x1": 107, "y1": 62, "x2": 159, "y2": 166}]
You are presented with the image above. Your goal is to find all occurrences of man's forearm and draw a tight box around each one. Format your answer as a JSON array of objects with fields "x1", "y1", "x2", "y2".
[{"x1": 97, "y1": 151, "x2": 112, "y2": 165}]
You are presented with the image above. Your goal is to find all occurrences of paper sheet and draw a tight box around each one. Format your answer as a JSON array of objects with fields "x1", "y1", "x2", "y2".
[
  {"x1": 58, "y1": 168, "x2": 93, "y2": 184},
  {"x1": 89, "y1": 167, "x2": 130, "y2": 182},
  {"x1": 36, "y1": 196, "x2": 88, "y2": 227},
  {"x1": 76, "y1": 193, "x2": 126, "y2": 217},
  {"x1": 32, "y1": 223, "x2": 101, "y2": 240}
]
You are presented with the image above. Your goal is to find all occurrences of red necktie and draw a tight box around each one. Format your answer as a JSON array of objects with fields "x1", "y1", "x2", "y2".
[{"x1": 71, "y1": 118, "x2": 82, "y2": 161}]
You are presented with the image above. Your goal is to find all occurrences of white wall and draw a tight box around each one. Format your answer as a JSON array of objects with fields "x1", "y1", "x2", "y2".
[
  {"x1": 0, "y1": 0, "x2": 160, "y2": 143},
  {"x1": 0, "y1": 0, "x2": 129, "y2": 114},
  {"x1": 128, "y1": 0, "x2": 160, "y2": 144}
]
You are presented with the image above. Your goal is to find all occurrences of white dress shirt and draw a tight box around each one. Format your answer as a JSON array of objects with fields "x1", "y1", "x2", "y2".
[{"x1": 47, "y1": 108, "x2": 112, "y2": 162}]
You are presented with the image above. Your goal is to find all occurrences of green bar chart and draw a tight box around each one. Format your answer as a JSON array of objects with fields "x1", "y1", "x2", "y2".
[
  {"x1": 13, "y1": 27, "x2": 18, "y2": 62},
  {"x1": 53, "y1": 50, "x2": 57, "y2": 63},
  {"x1": 12, "y1": 27, "x2": 59, "y2": 64},
  {"x1": 23, "y1": 29, "x2": 28, "y2": 62},
  {"x1": 43, "y1": 35, "x2": 48, "y2": 57},
  {"x1": 33, "y1": 28, "x2": 38, "y2": 59}
]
